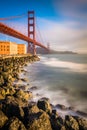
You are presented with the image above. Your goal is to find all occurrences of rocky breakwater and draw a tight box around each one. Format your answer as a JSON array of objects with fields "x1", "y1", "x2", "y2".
[{"x1": 0, "y1": 54, "x2": 87, "y2": 130}]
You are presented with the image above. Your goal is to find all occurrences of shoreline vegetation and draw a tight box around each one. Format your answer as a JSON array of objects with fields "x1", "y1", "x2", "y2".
[{"x1": 0, "y1": 54, "x2": 87, "y2": 130}]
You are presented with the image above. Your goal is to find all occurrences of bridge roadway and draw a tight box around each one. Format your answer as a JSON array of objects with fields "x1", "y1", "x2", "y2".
[{"x1": 0, "y1": 22, "x2": 48, "y2": 50}]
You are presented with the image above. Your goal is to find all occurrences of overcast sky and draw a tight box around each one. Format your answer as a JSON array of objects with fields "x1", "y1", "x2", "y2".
[{"x1": 0, "y1": 0, "x2": 87, "y2": 53}]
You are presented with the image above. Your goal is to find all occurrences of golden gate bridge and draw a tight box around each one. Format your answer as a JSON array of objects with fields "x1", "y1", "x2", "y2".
[{"x1": 0, "y1": 11, "x2": 49, "y2": 55}]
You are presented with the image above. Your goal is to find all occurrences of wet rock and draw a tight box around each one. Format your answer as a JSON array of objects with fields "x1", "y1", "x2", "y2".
[
  {"x1": 65, "y1": 115, "x2": 79, "y2": 130},
  {"x1": 76, "y1": 110, "x2": 87, "y2": 117},
  {"x1": 55, "y1": 104, "x2": 67, "y2": 110},
  {"x1": 40, "y1": 97, "x2": 50, "y2": 101},
  {"x1": 68, "y1": 106, "x2": 75, "y2": 111},
  {"x1": 28, "y1": 101, "x2": 37, "y2": 107},
  {"x1": 74, "y1": 116, "x2": 87, "y2": 130},
  {"x1": 29, "y1": 86, "x2": 38, "y2": 91},
  {"x1": 0, "y1": 110, "x2": 8, "y2": 128},
  {"x1": 4, "y1": 117, "x2": 26, "y2": 130},
  {"x1": 21, "y1": 78, "x2": 28, "y2": 82},
  {"x1": 37, "y1": 98, "x2": 52, "y2": 114},
  {"x1": 52, "y1": 109, "x2": 58, "y2": 118}
]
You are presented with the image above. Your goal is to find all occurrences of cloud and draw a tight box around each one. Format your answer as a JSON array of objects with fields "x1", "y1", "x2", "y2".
[
  {"x1": 53, "y1": 0, "x2": 87, "y2": 21},
  {"x1": 36, "y1": 17, "x2": 87, "y2": 53}
]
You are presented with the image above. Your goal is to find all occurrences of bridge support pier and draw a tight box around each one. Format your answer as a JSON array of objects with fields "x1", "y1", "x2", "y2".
[{"x1": 28, "y1": 11, "x2": 36, "y2": 55}]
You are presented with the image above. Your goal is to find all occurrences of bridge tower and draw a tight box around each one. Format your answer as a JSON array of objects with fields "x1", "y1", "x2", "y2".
[
  {"x1": 28, "y1": 11, "x2": 36, "y2": 55},
  {"x1": 47, "y1": 43, "x2": 50, "y2": 53}
]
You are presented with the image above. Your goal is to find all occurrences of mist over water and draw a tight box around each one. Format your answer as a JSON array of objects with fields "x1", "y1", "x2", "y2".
[{"x1": 25, "y1": 54, "x2": 87, "y2": 114}]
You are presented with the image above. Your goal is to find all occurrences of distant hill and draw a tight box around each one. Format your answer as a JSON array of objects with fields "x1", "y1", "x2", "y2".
[
  {"x1": 36, "y1": 47, "x2": 77, "y2": 54},
  {"x1": 36, "y1": 47, "x2": 49, "y2": 54}
]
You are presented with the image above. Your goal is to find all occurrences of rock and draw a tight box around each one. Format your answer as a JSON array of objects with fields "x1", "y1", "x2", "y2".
[
  {"x1": 28, "y1": 105, "x2": 40, "y2": 114},
  {"x1": 40, "y1": 97, "x2": 50, "y2": 101},
  {"x1": 0, "y1": 110, "x2": 8, "y2": 128},
  {"x1": 23, "y1": 104, "x2": 40, "y2": 126},
  {"x1": 0, "y1": 87, "x2": 5, "y2": 99},
  {"x1": 50, "y1": 115, "x2": 64, "y2": 130},
  {"x1": 5, "y1": 95, "x2": 28, "y2": 107},
  {"x1": 4, "y1": 86, "x2": 16, "y2": 96},
  {"x1": 61, "y1": 126, "x2": 66, "y2": 130},
  {"x1": 2, "y1": 100, "x2": 24, "y2": 120},
  {"x1": 19, "y1": 85, "x2": 27, "y2": 90},
  {"x1": 21, "y1": 78, "x2": 28, "y2": 82},
  {"x1": 2, "y1": 72, "x2": 13, "y2": 83},
  {"x1": 29, "y1": 86, "x2": 38, "y2": 91},
  {"x1": 65, "y1": 115, "x2": 79, "y2": 130},
  {"x1": 4, "y1": 117, "x2": 26, "y2": 130},
  {"x1": 0, "y1": 75, "x2": 4, "y2": 86},
  {"x1": 27, "y1": 111, "x2": 52, "y2": 130},
  {"x1": 55, "y1": 104, "x2": 67, "y2": 110},
  {"x1": 74, "y1": 116, "x2": 87, "y2": 130},
  {"x1": 0, "y1": 86, "x2": 15, "y2": 99},
  {"x1": 68, "y1": 106, "x2": 75, "y2": 111},
  {"x1": 15, "y1": 89, "x2": 33, "y2": 101},
  {"x1": 76, "y1": 110, "x2": 87, "y2": 117},
  {"x1": 51, "y1": 109, "x2": 59, "y2": 119},
  {"x1": 37, "y1": 98, "x2": 52, "y2": 114}
]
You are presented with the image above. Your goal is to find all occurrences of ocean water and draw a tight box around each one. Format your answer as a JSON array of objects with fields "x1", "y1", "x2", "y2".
[{"x1": 24, "y1": 54, "x2": 87, "y2": 116}]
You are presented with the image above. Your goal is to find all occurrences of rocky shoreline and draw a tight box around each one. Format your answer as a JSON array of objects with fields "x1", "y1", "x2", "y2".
[{"x1": 0, "y1": 54, "x2": 87, "y2": 130}]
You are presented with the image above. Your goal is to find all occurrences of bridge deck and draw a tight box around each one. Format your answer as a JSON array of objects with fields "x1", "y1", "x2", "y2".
[{"x1": 0, "y1": 22, "x2": 48, "y2": 50}]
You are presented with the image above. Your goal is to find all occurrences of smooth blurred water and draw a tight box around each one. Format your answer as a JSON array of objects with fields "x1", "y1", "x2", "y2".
[{"x1": 25, "y1": 54, "x2": 87, "y2": 113}]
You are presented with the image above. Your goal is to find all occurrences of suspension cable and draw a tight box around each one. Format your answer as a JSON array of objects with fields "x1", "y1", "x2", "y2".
[
  {"x1": 0, "y1": 13, "x2": 27, "y2": 21},
  {"x1": 36, "y1": 17, "x2": 45, "y2": 44}
]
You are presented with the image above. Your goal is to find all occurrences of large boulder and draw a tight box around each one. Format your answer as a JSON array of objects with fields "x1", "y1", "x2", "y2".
[
  {"x1": 27, "y1": 111, "x2": 52, "y2": 130},
  {"x1": 0, "y1": 110, "x2": 8, "y2": 128},
  {"x1": 28, "y1": 105, "x2": 40, "y2": 114},
  {"x1": 1, "y1": 96, "x2": 24, "y2": 120},
  {"x1": 74, "y1": 116, "x2": 87, "y2": 130},
  {"x1": 5, "y1": 95, "x2": 28, "y2": 107},
  {"x1": 50, "y1": 114, "x2": 65, "y2": 130},
  {"x1": 4, "y1": 117, "x2": 26, "y2": 130},
  {"x1": 15, "y1": 89, "x2": 33, "y2": 101},
  {"x1": 65, "y1": 115, "x2": 79, "y2": 130},
  {"x1": 37, "y1": 98, "x2": 52, "y2": 114},
  {"x1": 23, "y1": 104, "x2": 40, "y2": 126}
]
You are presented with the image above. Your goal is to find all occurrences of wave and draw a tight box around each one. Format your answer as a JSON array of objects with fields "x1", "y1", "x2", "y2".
[{"x1": 41, "y1": 57, "x2": 87, "y2": 73}]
